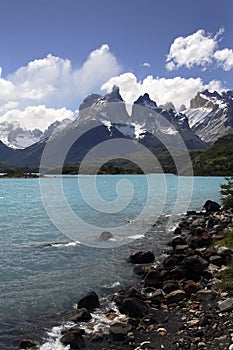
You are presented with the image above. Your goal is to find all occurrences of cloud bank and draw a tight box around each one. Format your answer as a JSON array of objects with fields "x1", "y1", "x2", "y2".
[
  {"x1": 166, "y1": 28, "x2": 233, "y2": 71},
  {"x1": 101, "y1": 73, "x2": 224, "y2": 110},
  {"x1": 0, "y1": 44, "x2": 121, "y2": 130}
]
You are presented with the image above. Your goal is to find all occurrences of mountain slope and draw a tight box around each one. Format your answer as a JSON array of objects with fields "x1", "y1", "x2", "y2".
[
  {"x1": 183, "y1": 90, "x2": 233, "y2": 144},
  {"x1": 2, "y1": 87, "x2": 207, "y2": 169},
  {"x1": 0, "y1": 118, "x2": 73, "y2": 149},
  {"x1": 0, "y1": 141, "x2": 15, "y2": 163},
  {"x1": 192, "y1": 134, "x2": 233, "y2": 176}
]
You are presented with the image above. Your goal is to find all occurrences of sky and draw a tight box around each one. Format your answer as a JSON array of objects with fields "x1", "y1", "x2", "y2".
[{"x1": 0, "y1": 0, "x2": 233, "y2": 131}]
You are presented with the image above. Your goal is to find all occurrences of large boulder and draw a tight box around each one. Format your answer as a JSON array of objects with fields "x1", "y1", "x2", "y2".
[
  {"x1": 118, "y1": 297, "x2": 149, "y2": 319},
  {"x1": 203, "y1": 200, "x2": 221, "y2": 213},
  {"x1": 63, "y1": 308, "x2": 92, "y2": 323},
  {"x1": 128, "y1": 251, "x2": 155, "y2": 264},
  {"x1": 78, "y1": 291, "x2": 100, "y2": 311},
  {"x1": 60, "y1": 327, "x2": 85, "y2": 349},
  {"x1": 144, "y1": 270, "x2": 161, "y2": 288},
  {"x1": 167, "y1": 236, "x2": 187, "y2": 249},
  {"x1": 183, "y1": 255, "x2": 209, "y2": 280}
]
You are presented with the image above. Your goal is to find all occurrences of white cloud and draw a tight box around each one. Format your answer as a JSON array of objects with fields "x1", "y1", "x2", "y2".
[
  {"x1": 166, "y1": 27, "x2": 233, "y2": 72},
  {"x1": 142, "y1": 62, "x2": 151, "y2": 68},
  {"x1": 166, "y1": 29, "x2": 218, "y2": 70},
  {"x1": 0, "y1": 105, "x2": 74, "y2": 131},
  {"x1": 214, "y1": 48, "x2": 233, "y2": 71},
  {"x1": 101, "y1": 73, "x2": 225, "y2": 109},
  {"x1": 0, "y1": 44, "x2": 121, "y2": 130}
]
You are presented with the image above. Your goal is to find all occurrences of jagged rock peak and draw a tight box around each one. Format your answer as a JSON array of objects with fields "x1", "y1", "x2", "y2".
[
  {"x1": 190, "y1": 92, "x2": 214, "y2": 109},
  {"x1": 159, "y1": 102, "x2": 175, "y2": 112},
  {"x1": 179, "y1": 104, "x2": 186, "y2": 112},
  {"x1": 104, "y1": 85, "x2": 124, "y2": 103},
  {"x1": 79, "y1": 93, "x2": 102, "y2": 111},
  {"x1": 134, "y1": 93, "x2": 157, "y2": 109}
]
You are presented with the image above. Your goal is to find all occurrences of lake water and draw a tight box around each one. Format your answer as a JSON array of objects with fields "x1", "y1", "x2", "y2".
[{"x1": 0, "y1": 175, "x2": 226, "y2": 349}]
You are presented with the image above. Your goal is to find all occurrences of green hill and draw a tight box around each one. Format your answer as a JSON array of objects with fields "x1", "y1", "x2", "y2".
[{"x1": 192, "y1": 134, "x2": 233, "y2": 176}]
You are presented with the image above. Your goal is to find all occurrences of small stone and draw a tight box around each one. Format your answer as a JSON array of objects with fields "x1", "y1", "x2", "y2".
[
  {"x1": 156, "y1": 327, "x2": 167, "y2": 336},
  {"x1": 166, "y1": 290, "x2": 186, "y2": 304},
  {"x1": 183, "y1": 280, "x2": 200, "y2": 295},
  {"x1": 91, "y1": 332, "x2": 105, "y2": 342},
  {"x1": 146, "y1": 324, "x2": 155, "y2": 332},
  {"x1": 98, "y1": 231, "x2": 113, "y2": 241},
  {"x1": 186, "y1": 319, "x2": 199, "y2": 327},
  {"x1": 218, "y1": 298, "x2": 233, "y2": 312},
  {"x1": 229, "y1": 344, "x2": 233, "y2": 350}
]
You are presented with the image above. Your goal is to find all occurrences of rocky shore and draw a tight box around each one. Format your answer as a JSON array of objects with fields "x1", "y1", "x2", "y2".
[{"x1": 20, "y1": 201, "x2": 233, "y2": 350}]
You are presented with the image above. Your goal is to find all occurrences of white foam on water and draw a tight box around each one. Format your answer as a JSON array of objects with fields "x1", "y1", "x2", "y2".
[
  {"x1": 39, "y1": 325, "x2": 69, "y2": 350},
  {"x1": 50, "y1": 241, "x2": 81, "y2": 248},
  {"x1": 40, "y1": 302, "x2": 127, "y2": 349},
  {"x1": 128, "y1": 234, "x2": 145, "y2": 240}
]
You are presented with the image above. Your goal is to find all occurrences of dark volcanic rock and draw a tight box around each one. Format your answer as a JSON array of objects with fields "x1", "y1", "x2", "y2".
[
  {"x1": 203, "y1": 200, "x2": 221, "y2": 213},
  {"x1": 60, "y1": 328, "x2": 85, "y2": 349},
  {"x1": 144, "y1": 270, "x2": 161, "y2": 288},
  {"x1": 63, "y1": 308, "x2": 92, "y2": 323},
  {"x1": 19, "y1": 339, "x2": 40, "y2": 348},
  {"x1": 118, "y1": 298, "x2": 149, "y2": 319},
  {"x1": 166, "y1": 290, "x2": 186, "y2": 304},
  {"x1": 183, "y1": 255, "x2": 209, "y2": 280},
  {"x1": 168, "y1": 236, "x2": 187, "y2": 249},
  {"x1": 128, "y1": 251, "x2": 155, "y2": 264},
  {"x1": 78, "y1": 291, "x2": 100, "y2": 311},
  {"x1": 97, "y1": 231, "x2": 114, "y2": 241},
  {"x1": 110, "y1": 322, "x2": 132, "y2": 341}
]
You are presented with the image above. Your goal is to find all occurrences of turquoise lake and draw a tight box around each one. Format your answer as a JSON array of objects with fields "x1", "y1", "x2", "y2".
[{"x1": 0, "y1": 175, "x2": 226, "y2": 349}]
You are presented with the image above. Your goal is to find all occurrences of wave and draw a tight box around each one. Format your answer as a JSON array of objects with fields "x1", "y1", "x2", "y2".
[{"x1": 39, "y1": 302, "x2": 127, "y2": 350}]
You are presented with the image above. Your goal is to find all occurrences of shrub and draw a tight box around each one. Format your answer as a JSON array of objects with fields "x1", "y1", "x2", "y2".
[{"x1": 220, "y1": 177, "x2": 233, "y2": 209}]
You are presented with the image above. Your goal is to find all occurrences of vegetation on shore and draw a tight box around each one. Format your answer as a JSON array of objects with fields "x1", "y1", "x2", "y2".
[
  {"x1": 0, "y1": 170, "x2": 39, "y2": 178},
  {"x1": 215, "y1": 177, "x2": 233, "y2": 293}
]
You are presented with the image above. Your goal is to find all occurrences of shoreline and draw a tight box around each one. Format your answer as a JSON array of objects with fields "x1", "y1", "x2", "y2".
[{"x1": 20, "y1": 201, "x2": 233, "y2": 350}]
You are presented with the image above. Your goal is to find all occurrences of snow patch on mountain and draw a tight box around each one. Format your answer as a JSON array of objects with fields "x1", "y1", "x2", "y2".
[{"x1": 0, "y1": 118, "x2": 73, "y2": 149}]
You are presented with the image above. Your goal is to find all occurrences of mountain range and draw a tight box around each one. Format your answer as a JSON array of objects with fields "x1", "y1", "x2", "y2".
[{"x1": 0, "y1": 86, "x2": 233, "y2": 172}]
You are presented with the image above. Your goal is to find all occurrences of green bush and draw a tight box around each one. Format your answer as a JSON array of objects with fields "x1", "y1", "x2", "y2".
[{"x1": 220, "y1": 177, "x2": 233, "y2": 209}]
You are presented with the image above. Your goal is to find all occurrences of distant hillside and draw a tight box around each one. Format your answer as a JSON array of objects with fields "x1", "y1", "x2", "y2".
[{"x1": 192, "y1": 134, "x2": 233, "y2": 176}]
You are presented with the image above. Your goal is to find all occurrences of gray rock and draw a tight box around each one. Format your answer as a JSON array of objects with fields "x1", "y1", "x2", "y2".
[
  {"x1": 78, "y1": 291, "x2": 100, "y2": 311},
  {"x1": 97, "y1": 231, "x2": 113, "y2": 241},
  {"x1": 218, "y1": 298, "x2": 233, "y2": 312},
  {"x1": 168, "y1": 236, "x2": 187, "y2": 249},
  {"x1": 209, "y1": 255, "x2": 224, "y2": 267},
  {"x1": 118, "y1": 297, "x2": 149, "y2": 318},
  {"x1": 203, "y1": 200, "x2": 221, "y2": 213},
  {"x1": 110, "y1": 322, "x2": 132, "y2": 341},
  {"x1": 128, "y1": 251, "x2": 155, "y2": 264},
  {"x1": 166, "y1": 290, "x2": 186, "y2": 304},
  {"x1": 183, "y1": 255, "x2": 209, "y2": 280},
  {"x1": 144, "y1": 270, "x2": 161, "y2": 288},
  {"x1": 60, "y1": 329, "x2": 85, "y2": 349},
  {"x1": 63, "y1": 308, "x2": 92, "y2": 323},
  {"x1": 194, "y1": 289, "x2": 217, "y2": 302}
]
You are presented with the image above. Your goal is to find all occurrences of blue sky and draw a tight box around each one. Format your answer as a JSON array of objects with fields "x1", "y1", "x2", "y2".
[{"x1": 0, "y1": 0, "x2": 233, "y2": 130}]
